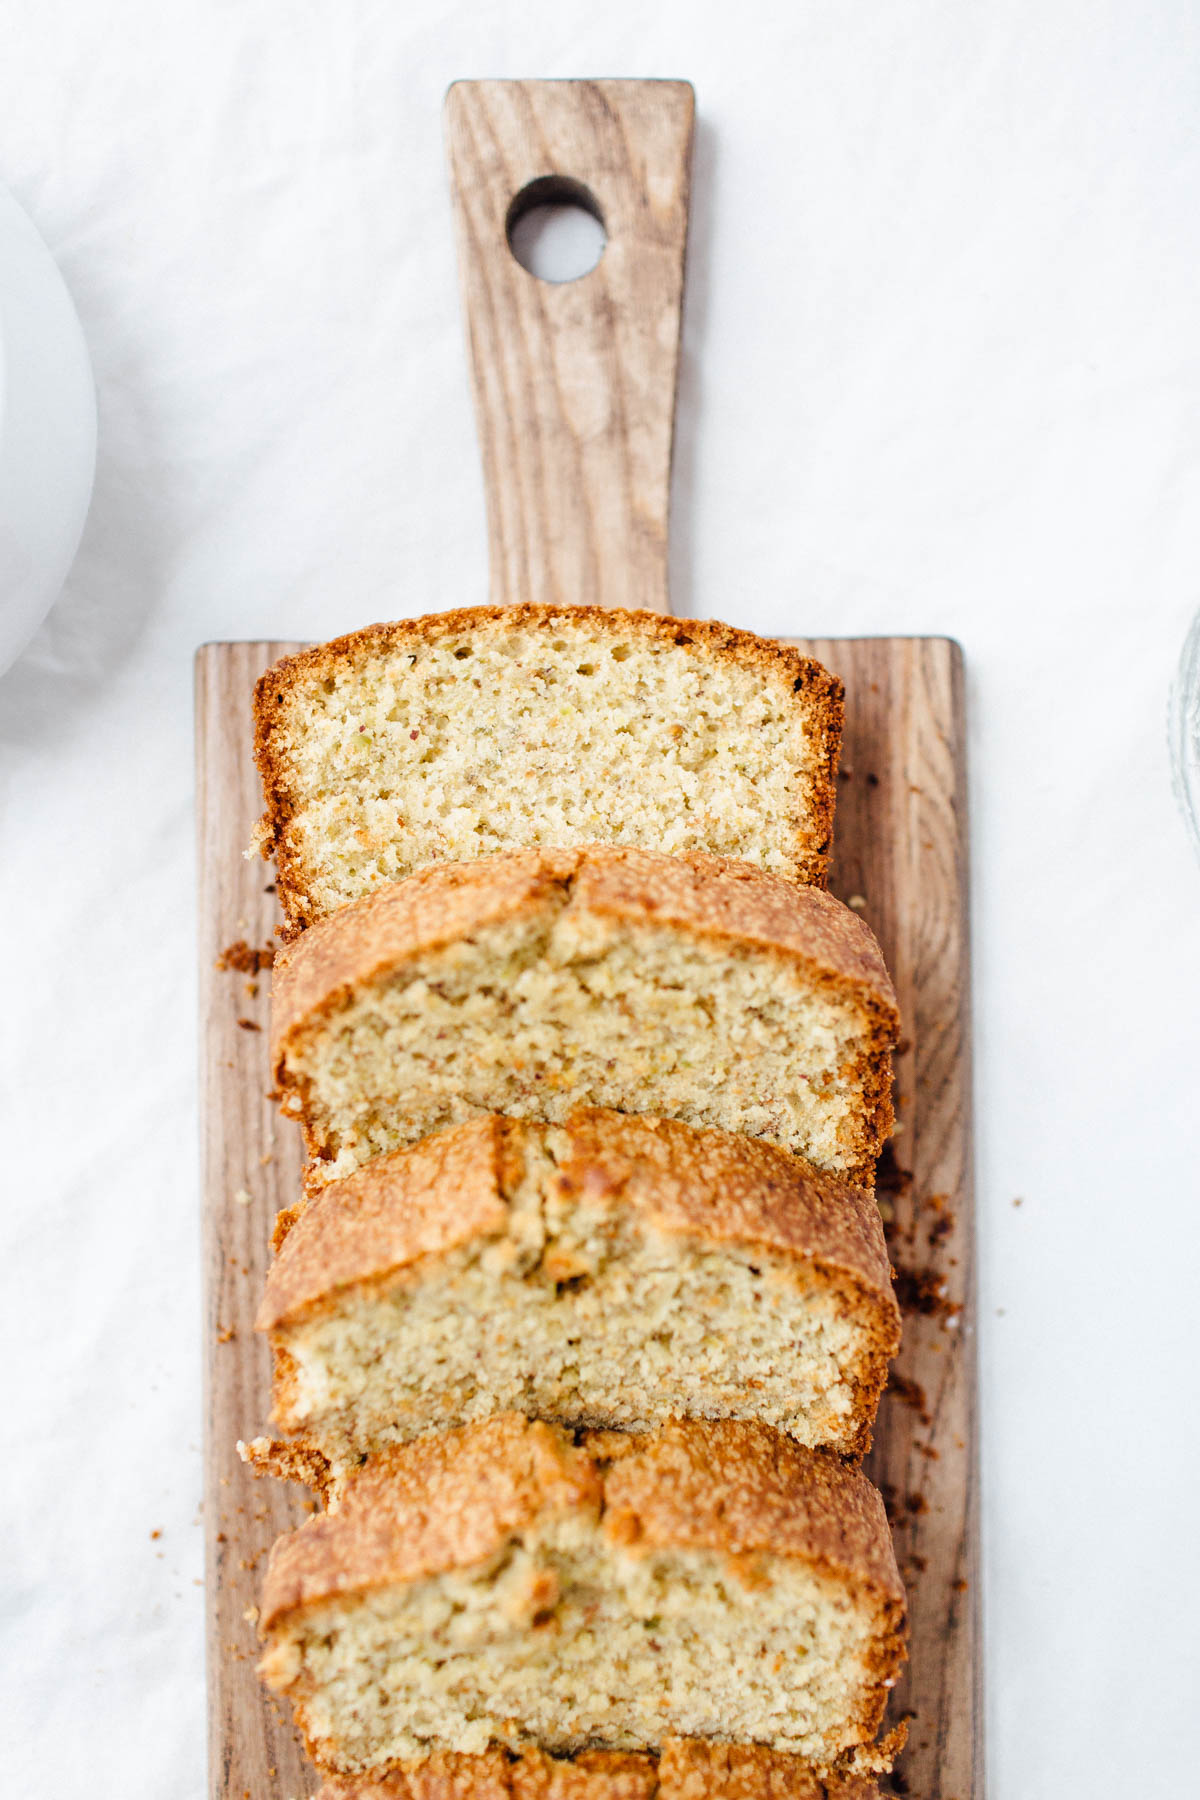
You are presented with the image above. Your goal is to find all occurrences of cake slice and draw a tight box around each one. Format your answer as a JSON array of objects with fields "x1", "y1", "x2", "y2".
[
  {"x1": 257, "y1": 1415, "x2": 906, "y2": 1775},
  {"x1": 253, "y1": 1109, "x2": 900, "y2": 1479},
  {"x1": 311, "y1": 1738, "x2": 891, "y2": 1796},
  {"x1": 270, "y1": 844, "x2": 899, "y2": 1190},
  {"x1": 253, "y1": 605, "x2": 844, "y2": 937}
]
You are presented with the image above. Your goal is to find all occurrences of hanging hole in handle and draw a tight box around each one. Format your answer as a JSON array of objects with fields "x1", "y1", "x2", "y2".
[{"x1": 506, "y1": 176, "x2": 607, "y2": 284}]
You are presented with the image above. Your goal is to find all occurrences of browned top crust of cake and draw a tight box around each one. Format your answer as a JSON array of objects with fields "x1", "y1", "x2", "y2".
[
  {"x1": 253, "y1": 605, "x2": 845, "y2": 935},
  {"x1": 256, "y1": 1109, "x2": 899, "y2": 1336},
  {"x1": 269, "y1": 843, "x2": 898, "y2": 1077},
  {"x1": 592, "y1": 1422, "x2": 901, "y2": 1598},
  {"x1": 260, "y1": 1417, "x2": 903, "y2": 1632},
  {"x1": 311, "y1": 1739, "x2": 883, "y2": 1797},
  {"x1": 270, "y1": 847, "x2": 567, "y2": 1061},
  {"x1": 257, "y1": 1116, "x2": 511, "y2": 1329},
  {"x1": 554, "y1": 1111, "x2": 894, "y2": 1293},
  {"x1": 312, "y1": 1747, "x2": 658, "y2": 1799},
  {"x1": 656, "y1": 1740, "x2": 883, "y2": 1799},
  {"x1": 261, "y1": 1415, "x2": 598, "y2": 1629},
  {"x1": 256, "y1": 608, "x2": 837, "y2": 717}
]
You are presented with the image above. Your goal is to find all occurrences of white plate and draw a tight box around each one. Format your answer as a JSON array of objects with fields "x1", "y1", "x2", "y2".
[
  {"x1": 1170, "y1": 607, "x2": 1200, "y2": 866},
  {"x1": 0, "y1": 185, "x2": 96, "y2": 676}
]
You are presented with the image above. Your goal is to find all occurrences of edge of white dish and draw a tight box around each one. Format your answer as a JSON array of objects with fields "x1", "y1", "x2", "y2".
[{"x1": 0, "y1": 186, "x2": 97, "y2": 676}]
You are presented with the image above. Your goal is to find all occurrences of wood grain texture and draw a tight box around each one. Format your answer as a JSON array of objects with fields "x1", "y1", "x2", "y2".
[
  {"x1": 445, "y1": 80, "x2": 693, "y2": 614},
  {"x1": 196, "y1": 634, "x2": 980, "y2": 1800},
  {"x1": 196, "y1": 642, "x2": 312, "y2": 1800},
  {"x1": 800, "y1": 636, "x2": 983, "y2": 1800}
]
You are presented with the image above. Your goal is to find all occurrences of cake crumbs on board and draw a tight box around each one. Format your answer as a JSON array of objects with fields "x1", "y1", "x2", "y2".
[
  {"x1": 216, "y1": 939, "x2": 275, "y2": 974},
  {"x1": 887, "y1": 1372, "x2": 932, "y2": 1426}
]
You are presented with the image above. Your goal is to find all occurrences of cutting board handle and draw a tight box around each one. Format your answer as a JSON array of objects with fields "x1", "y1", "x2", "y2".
[{"x1": 445, "y1": 79, "x2": 694, "y2": 615}]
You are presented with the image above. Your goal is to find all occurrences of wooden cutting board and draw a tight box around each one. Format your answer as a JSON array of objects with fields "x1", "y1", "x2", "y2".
[
  {"x1": 195, "y1": 79, "x2": 982, "y2": 1800},
  {"x1": 196, "y1": 632, "x2": 979, "y2": 1800}
]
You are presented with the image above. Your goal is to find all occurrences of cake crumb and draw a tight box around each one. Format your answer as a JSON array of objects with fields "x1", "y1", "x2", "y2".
[
  {"x1": 887, "y1": 1372, "x2": 932, "y2": 1426},
  {"x1": 216, "y1": 939, "x2": 275, "y2": 974},
  {"x1": 875, "y1": 1141, "x2": 913, "y2": 1197},
  {"x1": 926, "y1": 1198, "x2": 955, "y2": 1248},
  {"x1": 891, "y1": 1256, "x2": 958, "y2": 1323}
]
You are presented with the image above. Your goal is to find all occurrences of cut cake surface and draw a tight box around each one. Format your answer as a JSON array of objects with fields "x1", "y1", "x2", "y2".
[
  {"x1": 254, "y1": 1110, "x2": 900, "y2": 1476},
  {"x1": 311, "y1": 1736, "x2": 890, "y2": 1797},
  {"x1": 258, "y1": 1416, "x2": 906, "y2": 1775},
  {"x1": 270, "y1": 845, "x2": 899, "y2": 1189},
  {"x1": 253, "y1": 606, "x2": 844, "y2": 936}
]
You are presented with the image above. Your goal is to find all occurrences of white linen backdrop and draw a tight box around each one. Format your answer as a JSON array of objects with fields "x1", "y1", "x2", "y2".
[{"x1": 2, "y1": 3, "x2": 1199, "y2": 1794}]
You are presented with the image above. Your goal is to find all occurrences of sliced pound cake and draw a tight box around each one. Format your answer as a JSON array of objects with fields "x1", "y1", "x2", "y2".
[
  {"x1": 253, "y1": 606, "x2": 844, "y2": 937},
  {"x1": 257, "y1": 1415, "x2": 906, "y2": 1775},
  {"x1": 252, "y1": 1109, "x2": 900, "y2": 1480},
  {"x1": 270, "y1": 845, "x2": 899, "y2": 1190},
  {"x1": 312, "y1": 1737, "x2": 891, "y2": 1796}
]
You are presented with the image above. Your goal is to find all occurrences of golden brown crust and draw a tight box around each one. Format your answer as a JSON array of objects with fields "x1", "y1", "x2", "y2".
[
  {"x1": 240, "y1": 1431, "x2": 336, "y2": 1502},
  {"x1": 260, "y1": 1415, "x2": 600, "y2": 1629},
  {"x1": 270, "y1": 846, "x2": 895, "y2": 1071},
  {"x1": 593, "y1": 1422, "x2": 903, "y2": 1603},
  {"x1": 257, "y1": 1109, "x2": 898, "y2": 1340},
  {"x1": 566, "y1": 850, "x2": 891, "y2": 1001},
  {"x1": 256, "y1": 1110, "x2": 900, "y2": 1463},
  {"x1": 557, "y1": 1111, "x2": 894, "y2": 1295},
  {"x1": 260, "y1": 1418, "x2": 903, "y2": 1634},
  {"x1": 564, "y1": 856, "x2": 898, "y2": 1183},
  {"x1": 268, "y1": 845, "x2": 899, "y2": 1188},
  {"x1": 587, "y1": 1429, "x2": 907, "y2": 1755},
  {"x1": 252, "y1": 606, "x2": 844, "y2": 937},
  {"x1": 269, "y1": 848, "x2": 574, "y2": 1068},
  {"x1": 255, "y1": 1116, "x2": 512, "y2": 1331},
  {"x1": 311, "y1": 1740, "x2": 883, "y2": 1798},
  {"x1": 311, "y1": 1747, "x2": 658, "y2": 1799},
  {"x1": 657, "y1": 1740, "x2": 884, "y2": 1798}
]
